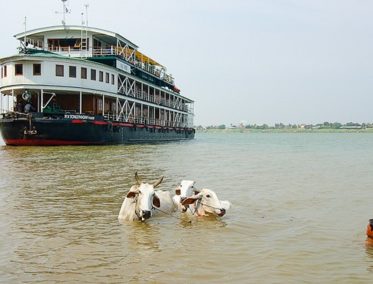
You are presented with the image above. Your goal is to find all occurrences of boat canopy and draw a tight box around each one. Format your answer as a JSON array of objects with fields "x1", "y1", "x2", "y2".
[
  {"x1": 135, "y1": 50, "x2": 162, "y2": 66},
  {"x1": 14, "y1": 25, "x2": 162, "y2": 67},
  {"x1": 14, "y1": 25, "x2": 138, "y2": 50}
]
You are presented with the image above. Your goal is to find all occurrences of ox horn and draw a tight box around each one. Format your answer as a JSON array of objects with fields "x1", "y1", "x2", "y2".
[
  {"x1": 135, "y1": 172, "x2": 142, "y2": 185},
  {"x1": 153, "y1": 176, "x2": 164, "y2": 188}
]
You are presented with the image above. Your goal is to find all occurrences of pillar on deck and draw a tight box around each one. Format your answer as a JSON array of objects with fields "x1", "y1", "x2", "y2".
[
  {"x1": 11, "y1": 89, "x2": 15, "y2": 112},
  {"x1": 0, "y1": 92, "x2": 3, "y2": 113},
  {"x1": 102, "y1": 94, "x2": 105, "y2": 116},
  {"x1": 79, "y1": 91, "x2": 82, "y2": 114},
  {"x1": 41, "y1": 89, "x2": 44, "y2": 112}
]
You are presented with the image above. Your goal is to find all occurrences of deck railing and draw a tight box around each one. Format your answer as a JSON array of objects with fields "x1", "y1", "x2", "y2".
[
  {"x1": 91, "y1": 48, "x2": 175, "y2": 85},
  {"x1": 102, "y1": 113, "x2": 189, "y2": 128},
  {"x1": 118, "y1": 87, "x2": 191, "y2": 113},
  {"x1": 47, "y1": 46, "x2": 175, "y2": 86}
]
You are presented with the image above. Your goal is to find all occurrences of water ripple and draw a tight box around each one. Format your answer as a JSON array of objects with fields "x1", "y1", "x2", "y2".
[{"x1": 1, "y1": 133, "x2": 373, "y2": 283}]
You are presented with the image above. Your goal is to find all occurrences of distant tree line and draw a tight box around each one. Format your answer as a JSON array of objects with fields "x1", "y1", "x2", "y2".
[{"x1": 196, "y1": 122, "x2": 373, "y2": 130}]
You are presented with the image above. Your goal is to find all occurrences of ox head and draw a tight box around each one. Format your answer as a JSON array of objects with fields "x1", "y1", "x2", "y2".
[
  {"x1": 181, "y1": 188, "x2": 230, "y2": 217},
  {"x1": 125, "y1": 172, "x2": 164, "y2": 221},
  {"x1": 174, "y1": 180, "x2": 195, "y2": 212}
]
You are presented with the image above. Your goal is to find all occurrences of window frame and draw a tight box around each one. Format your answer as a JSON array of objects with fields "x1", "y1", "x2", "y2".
[
  {"x1": 91, "y1": 69, "x2": 96, "y2": 81},
  {"x1": 15, "y1": 64, "x2": 23, "y2": 76},
  {"x1": 81, "y1": 67, "x2": 87, "y2": 79},
  {"x1": 33, "y1": 64, "x2": 41, "y2": 76},
  {"x1": 56, "y1": 64, "x2": 64, "y2": 77},
  {"x1": 69, "y1": 66, "x2": 77, "y2": 78}
]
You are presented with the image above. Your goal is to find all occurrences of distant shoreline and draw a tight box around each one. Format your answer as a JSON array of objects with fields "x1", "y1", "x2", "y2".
[{"x1": 196, "y1": 128, "x2": 373, "y2": 133}]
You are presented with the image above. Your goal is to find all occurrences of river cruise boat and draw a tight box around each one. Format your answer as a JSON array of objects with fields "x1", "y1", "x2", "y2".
[{"x1": 0, "y1": 12, "x2": 194, "y2": 145}]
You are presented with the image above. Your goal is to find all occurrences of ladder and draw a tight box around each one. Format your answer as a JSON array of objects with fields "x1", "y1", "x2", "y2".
[{"x1": 80, "y1": 27, "x2": 88, "y2": 58}]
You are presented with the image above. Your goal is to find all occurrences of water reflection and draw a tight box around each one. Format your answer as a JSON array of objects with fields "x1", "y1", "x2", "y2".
[
  {"x1": 178, "y1": 214, "x2": 228, "y2": 229},
  {"x1": 120, "y1": 222, "x2": 161, "y2": 254},
  {"x1": 365, "y1": 242, "x2": 373, "y2": 274}
]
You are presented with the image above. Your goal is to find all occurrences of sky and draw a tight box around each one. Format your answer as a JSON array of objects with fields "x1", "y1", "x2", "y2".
[{"x1": 0, "y1": 0, "x2": 372, "y2": 126}]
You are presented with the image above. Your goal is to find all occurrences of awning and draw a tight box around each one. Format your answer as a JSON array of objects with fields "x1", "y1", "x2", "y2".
[{"x1": 135, "y1": 50, "x2": 162, "y2": 67}]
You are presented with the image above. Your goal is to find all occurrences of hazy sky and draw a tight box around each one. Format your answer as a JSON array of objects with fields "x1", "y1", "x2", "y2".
[{"x1": 0, "y1": 0, "x2": 372, "y2": 126}]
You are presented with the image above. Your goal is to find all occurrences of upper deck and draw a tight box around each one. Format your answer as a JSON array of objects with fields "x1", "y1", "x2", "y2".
[{"x1": 15, "y1": 25, "x2": 175, "y2": 87}]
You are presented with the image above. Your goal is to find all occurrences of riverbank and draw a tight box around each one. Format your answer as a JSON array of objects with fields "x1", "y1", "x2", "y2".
[{"x1": 197, "y1": 127, "x2": 373, "y2": 133}]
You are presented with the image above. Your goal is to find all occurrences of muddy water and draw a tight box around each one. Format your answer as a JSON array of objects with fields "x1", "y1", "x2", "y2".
[{"x1": 1, "y1": 132, "x2": 373, "y2": 283}]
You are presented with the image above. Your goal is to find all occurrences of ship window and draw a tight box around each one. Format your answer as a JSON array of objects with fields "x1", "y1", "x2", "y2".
[
  {"x1": 99, "y1": 71, "x2": 103, "y2": 82},
  {"x1": 69, "y1": 66, "x2": 77, "y2": 78},
  {"x1": 106, "y1": 72, "x2": 109, "y2": 83},
  {"x1": 4, "y1": 65, "x2": 7, "y2": 77},
  {"x1": 15, "y1": 64, "x2": 23, "y2": 76},
  {"x1": 81, "y1": 67, "x2": 87, "y2": 79},
  {"x1": 33, "y1": 64, "x2": 41, "y2": 76},
  {"x1": 56, "y1": 65, "x2": 64, "y2": 77},
  {"x1": 111, "y1": 74, "x2": 115, "y2": 85},
  {"x1": 91, "y1": 69, "x2": 96, "y2": 81}
]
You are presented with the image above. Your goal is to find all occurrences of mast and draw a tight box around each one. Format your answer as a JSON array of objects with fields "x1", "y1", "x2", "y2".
[
  {"x1": 60, "y1": 0, "x2": 70, "y2": 26},
  {"x1": 80, "y1": 4, "x2": 89, "y2": 57},
  {"x1": 84, "y1": 4, "x2": 89, "y2": 27},
  {"x1": 23, "y1": 16, "x2": 27, "y2": 48}
]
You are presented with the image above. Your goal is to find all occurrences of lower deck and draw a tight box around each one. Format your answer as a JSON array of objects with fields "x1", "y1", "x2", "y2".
[
  {"x1": 1, "y1": 87, "x2": 192, "y2": 128},
  {"x1": 0, "y1": 112, "x2": 195, "y2": 146}
]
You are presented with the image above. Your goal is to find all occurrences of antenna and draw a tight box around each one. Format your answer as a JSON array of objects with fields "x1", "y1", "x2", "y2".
[
  {"x1": 55, "y1": 0, "x2": 71, "y2": 26},
  {"x1": 24, "y1": 16, "x2": 27, "y2": 32},
  {"x1": 62, "y1": 0, "x2": 69, "y2": 26},
  {"x1": 23, "y1": 16, "x2": 27, "y2": 45},
  {"x1": 80, "y1": 3, "x2": 89, "y2": 58},
  {"x1": 84, "y1": 4, "x2": 89, "y2": 27},
  {"x1": 81, "y1": 12, "x2": 85, "y2": 26}
]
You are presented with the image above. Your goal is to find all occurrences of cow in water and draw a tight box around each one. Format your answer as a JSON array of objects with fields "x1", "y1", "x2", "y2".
[
  {"x1": 172, "y1": 180, "x2": 196, "y2": 212},
  {"x1": 180, "y1": 188, "x2": 231, "y2": 217},
  {"x1": 118, "y1": 172, "x2": 175, "y2": 222}
]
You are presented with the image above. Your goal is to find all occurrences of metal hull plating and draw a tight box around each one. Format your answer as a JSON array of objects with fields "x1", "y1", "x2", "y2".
[{"x1": 0, "y1": 117, "x2": 195, "y2": 146}]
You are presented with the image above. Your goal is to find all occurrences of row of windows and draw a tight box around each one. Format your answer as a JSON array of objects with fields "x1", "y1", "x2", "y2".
[
  {"x1": 1, "y1": 64, "x2": 40, "y2": 78},
  {"x1": 0, "y1": 63, "x2": 116, "y2": 86},
  {"x1": 56, "y1": 65, "x2": 115, "y2": 85}
]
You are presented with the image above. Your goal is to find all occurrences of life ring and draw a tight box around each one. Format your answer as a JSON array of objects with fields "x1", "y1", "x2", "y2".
[{"x1": 22, "y1": 91, "x2": 31, "y2": 101}]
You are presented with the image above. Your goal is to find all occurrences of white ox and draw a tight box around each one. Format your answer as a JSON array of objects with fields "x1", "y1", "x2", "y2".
[
  {"x1": 181, "y1": 188, "x2": 231, "y2": 217},
  {"x1": 172, "y1": 180, "x2": 196, "y2": 212},
  {"x1": 118, "y1": 173, "x2": 175, "y2": 222}
]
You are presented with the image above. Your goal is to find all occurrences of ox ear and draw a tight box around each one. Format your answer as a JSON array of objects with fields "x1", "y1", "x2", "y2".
[
  {"x1": 126, "y1": 191, "x2": 137, "y2": 198},
  {"x1": 135, "y1": 172, "x2": 142, "y2": 185},
  {"x1": 153, "y1": 176, "x2": 164, "y2": 188},
  {"x1": 153, "y1": 195, "x2": 161, "y2": 208},
  {"x1": 181, "y1": 196, "x2": 199, "y2": 205},
  {"x1": 175, "y1": 186, "x2": 181, "y2": 195}
]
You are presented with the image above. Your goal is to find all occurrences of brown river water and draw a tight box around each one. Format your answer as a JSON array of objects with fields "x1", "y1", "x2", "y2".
[{"x1": 1, "y1": 132, "x2": 373, "y2": 283}]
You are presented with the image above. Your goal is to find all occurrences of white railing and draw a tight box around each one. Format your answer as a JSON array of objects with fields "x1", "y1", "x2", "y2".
[
  {"x1": 107, "y1": 114, "x2": 190, "y2": 128},
  {"x1": 120, "y1": 86, "x2": 190, "y2": 112},
  {"x1": 36, "y1": 44, "x2": 175, "y2": 85},
  {"x1": 91, "y1": 48, "x2": 175, "y2": 85}
]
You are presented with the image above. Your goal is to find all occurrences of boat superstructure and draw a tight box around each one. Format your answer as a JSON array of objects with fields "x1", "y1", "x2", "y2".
[{"x1": 0, "y1": 16, "x2": 194, "y2": 145}]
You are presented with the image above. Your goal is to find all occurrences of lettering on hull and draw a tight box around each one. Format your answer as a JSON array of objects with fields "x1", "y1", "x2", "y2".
[{"x1": 64, "y1": 114, "x2": 95, "y2": 120}]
